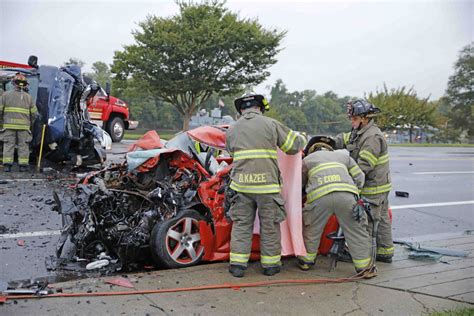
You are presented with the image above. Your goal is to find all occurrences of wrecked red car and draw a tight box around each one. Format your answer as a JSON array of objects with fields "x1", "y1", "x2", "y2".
[{"x1": 53, "y1": 125, "x2": 338, "y2": 272}]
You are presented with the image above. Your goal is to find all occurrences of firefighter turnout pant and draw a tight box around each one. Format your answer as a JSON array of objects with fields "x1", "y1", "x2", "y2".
[
  {"x1": 2, "y1": 129, "x2": 31, "y2": 166},
  {"x1": 364, "y1": 192, "x2": 394, "y2": 258},
  {"x1": 229, "y1": 192, "x2": 286, "y2": 268},
  {"x1": 299, "y1": 191, "x2": 372, "y2": 270}
]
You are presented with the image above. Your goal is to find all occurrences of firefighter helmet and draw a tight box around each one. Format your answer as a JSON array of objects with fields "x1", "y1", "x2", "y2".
[
  {"x1": 12, "y1": 73, "x2": 29, "y2": 88},
  {"x1": 234, "y1": 92, "x2": 270, "y2": 114},
  {"x1": 304, "y1": 135, "x2": 335, "y2": 156},
  {"x1": 346, "y1": 99, "x2": 381, "y2": 118}
]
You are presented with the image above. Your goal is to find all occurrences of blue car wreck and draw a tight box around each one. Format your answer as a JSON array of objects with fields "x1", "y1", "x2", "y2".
[{"x1": 0, "y1": 56, "x2": 111, "y2": 167}]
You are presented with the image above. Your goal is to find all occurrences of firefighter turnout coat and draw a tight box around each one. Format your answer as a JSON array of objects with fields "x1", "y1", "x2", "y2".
[
  {"x1": 226, "y1": 109, "x2": 306, "y2": 268},
  {"x1": 335, "y1": 119, "x2": 394, "y2": 258},
  {"x1": 299, "y1": 149, "x2": 372, "y2": 270},
  {"x1": 0, "y1": 88, "x2": 36, "y2": 166}
]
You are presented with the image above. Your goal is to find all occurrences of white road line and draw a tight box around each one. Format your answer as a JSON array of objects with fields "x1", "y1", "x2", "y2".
[
  {"x1": 0, "y1": 230, "x2": 61, "y2": 239},
  {"x1": 413, "y1": 171, "x2": 474, "y2": 175},
  {"x1": 392, "y1": 200, "x2": 474, "y2": 210},
  {"x1": 1, "y1": 201, "x2": 473, "y2": 239},
  {"x1": 0, "y1": 178, "x2": 48, "y2": 182}
]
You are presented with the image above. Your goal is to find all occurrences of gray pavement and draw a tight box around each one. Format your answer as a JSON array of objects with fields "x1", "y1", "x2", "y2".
[
  {"x1": 1, "y1": 145, "x2": 473, "y2": 314},
  {"x1": 1, "y1": 232, "x2": 473, "y2": 315}
]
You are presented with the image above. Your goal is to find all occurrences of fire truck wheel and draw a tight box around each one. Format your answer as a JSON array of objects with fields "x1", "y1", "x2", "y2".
[
  {"x1": 150, "y1": 210, "x2": 205, "y2": 269},
  {"x1": 108, "y1": 117, "x2": 124, "y2": 142}
]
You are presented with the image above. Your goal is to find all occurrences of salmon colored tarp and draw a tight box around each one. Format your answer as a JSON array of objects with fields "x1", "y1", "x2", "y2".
[{"x1": 253, "y1": 150, "x2": 307, "y2": 256}]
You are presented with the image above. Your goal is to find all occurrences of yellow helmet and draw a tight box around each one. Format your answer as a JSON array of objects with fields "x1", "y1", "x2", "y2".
[{"x1": 12, "y1": 73, "x2": 29, "y2": 89}]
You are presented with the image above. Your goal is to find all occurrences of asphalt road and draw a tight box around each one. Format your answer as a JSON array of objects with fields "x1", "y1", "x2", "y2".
[{"x1": 0, "y1": 144, "x2": 473, "y2": 284}]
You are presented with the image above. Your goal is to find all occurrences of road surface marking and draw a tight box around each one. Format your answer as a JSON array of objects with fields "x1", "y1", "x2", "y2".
[
  {"x1": 392, "y1": 200, "x2": 474, "y2": 210},
  {"x1": 0, "y1": 230, "x2": 61, "y2": 239},
  {"x1": 413, "y1": 171, "x2": 474, "y2": 175},
  {"x1": 0, "y1": 178, "x2": 48, "y2": 183},
  {"x1": 1, "y1": 201, "x2": 473, "y2": 239}
]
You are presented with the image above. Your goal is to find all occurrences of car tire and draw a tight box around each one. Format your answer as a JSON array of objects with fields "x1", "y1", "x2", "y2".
[
  {"x1": 107, "y1": 117, "x2": 124, "y2": 143},
  {"x1": 150, "y1": 209, "x2": 205, "y2": 269}
]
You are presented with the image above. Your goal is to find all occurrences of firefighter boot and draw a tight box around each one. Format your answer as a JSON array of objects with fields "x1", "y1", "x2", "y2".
[
  {"x1": 297, "y1": 258, "x2": 314, "y2": 271},
  {"x1": 376, "y1": 255, "x2": 393, "y2": 263},
  {"x1": 229, "y1": 265, "x2": 246, "y2": 278},
  {"x1": 263, "y1": 266, "x2": 281, "y2": 276},
  {"x1": 4, "y1": 164, "x2": 12, "y2": 172}
]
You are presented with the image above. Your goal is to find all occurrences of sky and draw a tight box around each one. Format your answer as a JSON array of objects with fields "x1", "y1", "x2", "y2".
[{"x1": 1, "y1": 0, "x2": 472, "y2": 100}]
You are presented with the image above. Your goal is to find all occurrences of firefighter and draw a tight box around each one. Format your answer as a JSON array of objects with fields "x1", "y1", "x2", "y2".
[
  {"x1": 0, "y1": 73, "x2": 37, "y2": 172},
  {"x1": 226, "y1": 93, "x2": 306, "y2": 277},
  {"x1": 297, "y1": 136, "x2": 375, "y2": 276},
  {"x1": 334, "y1": 99, "x2": 394, "y2": 263}
]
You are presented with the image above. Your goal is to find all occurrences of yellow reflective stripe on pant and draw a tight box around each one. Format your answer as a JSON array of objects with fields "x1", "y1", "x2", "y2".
[
  {"x1": 4, "y1": 107, "x2": 30, "y2": 115},
  {"x1": 361, "y1": 183, "x2": 392, "y2": 195},
  {"x1": 230, "y1": 252, "x2": 250, "y2": 264},
  {"x1": 233, "y1": 149, "x2": 278, "y2": 161},
  {"x1": 3, "y1": 124, "x2": 30, "y2": 130},
  {"x1": 261, "y1": 255, "x2": 281, "y2": 265},
  {"x1": 377, "y1": 247, "x2": 394, "y2": 255},
  {"x1": 307, "y1": 183, "x2": 359, "y2": 204},
  {"x1": 308, "y1": 162, "x2": 346, "y2": 178},
  {"x1": 230, "y1": 181, "x2": 281, "y2": 194},
  {"x1": 280, "y1": 130, "x2": 298, "y2": 153},
  {"x1": 359, "y1": 150, "x2": 378, "y2": 167},
  {"x1": 19, "y1": 158, "x2": 29, "y2": 165},
  {"x1": 3, "y1": 157, "x2": 14, "y2": 163},
  {"x1": 349, "y1": 165, "x2": 362, "y2": 177},
  {"x1": 353, "y1": 257, "x2": 371, "y2": 269},
  {"x1": 298, "y1": 253, "x2": 317, "y2": 264}
]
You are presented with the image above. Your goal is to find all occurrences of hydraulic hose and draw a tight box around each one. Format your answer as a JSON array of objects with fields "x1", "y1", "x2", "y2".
[{"x1": 0, "y1": 270, "x2": 373, "y2": 302}]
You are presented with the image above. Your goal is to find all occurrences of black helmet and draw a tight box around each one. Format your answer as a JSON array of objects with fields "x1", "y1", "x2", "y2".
[
  {"x1": 347, "y1": 99, "x2": 381, "y2": 118},
  {"x1": 234, "y1": 92, "x2": 270, "y2": 114},
  {"x1": 304, "y1": 135, "x2": 336, "y2": 156}
]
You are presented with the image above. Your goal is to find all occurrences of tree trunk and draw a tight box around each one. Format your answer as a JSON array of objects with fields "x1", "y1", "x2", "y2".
[
  {"x1": 409, "y1": 125, "x2": 413, "y2": 143},
  {"x1": 182, "y1": 111, "x2": 191, "y2": 131}
]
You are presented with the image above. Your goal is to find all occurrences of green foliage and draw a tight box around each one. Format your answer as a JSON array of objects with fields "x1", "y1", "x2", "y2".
[
  {"x1": 445, "y1": 43, "x2": 474, "y2": 141},
  {"x1": 429, "y1": 308, "x2": 474, "y2": 316},
  {"x1": 84, "y1": 61, "x2": 112, "y2": 88},
  {"x1": 268, "y1": 80, "x2": 350, "y2": 134},
  {"x1": 366, "y1": 85, "x2": 438, "y2": 142},
  {"x1": 112, "y1": 0, "x2": 285, "y2": 130}
]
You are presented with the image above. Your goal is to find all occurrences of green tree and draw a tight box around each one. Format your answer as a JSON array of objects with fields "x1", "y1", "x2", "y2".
[
  {"x1": 85, "y1": 61, "x2": 112, "y2": 88},
  {"x1": 445, "y1": 43, "x2": 474, "y2": 142},
  {"x1": 367, "y1": 85, "x2": 438, "y2": 142},
  {"x1": 112, "y1": 0, "x2": 285, "y2": 130},
  {"x1": 268, "y1": 79, "x2": 350, "y2": 134},
  {"x1": 63, "y1": 58, "x2": 85, "y2": 68}
]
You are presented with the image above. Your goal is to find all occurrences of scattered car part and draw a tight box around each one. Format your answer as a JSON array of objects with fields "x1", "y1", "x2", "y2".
[{"x1": 395, "y1": 191, "x2": 409, "y2": 198}]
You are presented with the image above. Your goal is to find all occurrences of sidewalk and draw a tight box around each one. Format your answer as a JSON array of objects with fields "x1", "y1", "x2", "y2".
[{"x1": 2, "y1": 232, "x2": 473, "y2": 315}]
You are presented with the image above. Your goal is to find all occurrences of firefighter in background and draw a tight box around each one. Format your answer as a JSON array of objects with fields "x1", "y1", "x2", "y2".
[
  {"x1": 0, "y1": 73, "x2": 37, "y2": 172},
  {"x1": 334, "y1": 99, "x2": 394, "y2": 263},
  {"x1": 297, "y1": 136, "x2": 376, "y2": 276},
  {"x1": 226, "y1": 93, "x2": 306, "y2": 277}
]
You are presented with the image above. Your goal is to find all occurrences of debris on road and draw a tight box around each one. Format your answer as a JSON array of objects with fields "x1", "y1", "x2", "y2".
[
  {"x1": 104, "y1": 277, "x2": 135, "y2": 288},
  {"x1": 395, "y1": 191, "x2": 409, "y2": 198},
  {"x1": 394, "y1": 239, "x2": 470, "y2": 259}
]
